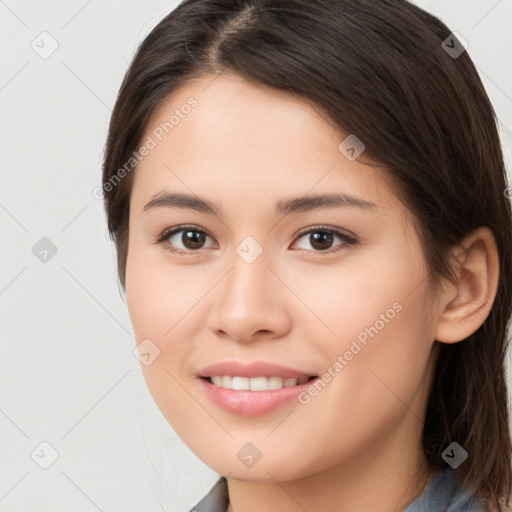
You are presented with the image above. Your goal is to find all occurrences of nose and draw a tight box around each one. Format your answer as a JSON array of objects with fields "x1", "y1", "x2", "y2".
[{"x1": 207, "y1": 247, "x2": 292, "y2": 343}]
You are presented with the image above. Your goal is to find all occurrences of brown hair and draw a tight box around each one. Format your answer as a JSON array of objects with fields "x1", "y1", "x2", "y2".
[{"x1": 102, "y1": 0, "x2": 512, "y2": 508}]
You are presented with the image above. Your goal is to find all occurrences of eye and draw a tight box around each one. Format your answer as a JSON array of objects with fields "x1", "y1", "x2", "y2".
[
  {"x1": 156, "y1": 224, "x2": 357, "y2": 256},
  {"x1": 156, "y1": 225, "x2": 216, "y2": 255},
  {"x1": 291, "y1": 225, "x2": 357, "y2": 254}
]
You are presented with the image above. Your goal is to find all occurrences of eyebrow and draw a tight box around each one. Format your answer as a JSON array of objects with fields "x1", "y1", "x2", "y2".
[{"x1": 143, "y1": 191, "x2": 379, "y2": 216}]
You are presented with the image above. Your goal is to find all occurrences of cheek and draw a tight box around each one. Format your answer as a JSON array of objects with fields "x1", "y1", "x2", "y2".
[
  {"x1": 289, "y1": 243, "x2": 429, "y2": 353},
  {"x1": 125, "y1": 244, "x2": 211, "y2": 396},
  {"x1": 318, "y1": 270, "x2": 435, "y2": 433},
  {"x1": 295, "y1": 244, "x2": 435, "y2": 409},
  {"x1": 125, "y1": 242, "x2": 195, "y2": 338},
  {"x1": 125, "y1": 249, "x2": 204, "y2": 430}
]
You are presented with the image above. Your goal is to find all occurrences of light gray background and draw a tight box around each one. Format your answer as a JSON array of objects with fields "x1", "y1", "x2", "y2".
[{"x1": 1, "y1": 1, "x2": 511, "y2": 511}]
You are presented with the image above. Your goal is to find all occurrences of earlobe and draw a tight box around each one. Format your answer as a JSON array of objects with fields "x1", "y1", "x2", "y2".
[{"x1": 435, "y1": 227, "x2": 499, "y2": 344}]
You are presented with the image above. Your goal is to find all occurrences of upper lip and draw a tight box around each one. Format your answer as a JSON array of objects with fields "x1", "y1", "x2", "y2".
[{"x1": 198, "y1": 360, "x2": 317, "y2": 379}]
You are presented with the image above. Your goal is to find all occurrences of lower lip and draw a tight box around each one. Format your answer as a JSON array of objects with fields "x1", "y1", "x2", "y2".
[{"x1": 198, "y1": 377, "x2": 318, "y2": 416}]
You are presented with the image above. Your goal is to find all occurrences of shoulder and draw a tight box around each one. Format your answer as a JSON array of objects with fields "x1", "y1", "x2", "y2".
[
  {"x1": 404, "y1": 469, "x2": 486, "y2": 512},
  {"x1": 188, "y1": 476, "x2": 229, "y2": 512}
]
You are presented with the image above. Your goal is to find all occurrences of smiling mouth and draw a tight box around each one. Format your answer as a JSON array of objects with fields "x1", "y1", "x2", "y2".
[{"x1": 201, "y1": 375, "x2": 317, "y2": 391}]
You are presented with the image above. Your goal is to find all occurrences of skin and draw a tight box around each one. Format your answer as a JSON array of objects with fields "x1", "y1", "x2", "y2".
[{"x1": 124, "y1": 72, "x2": 499, "y2": 512}]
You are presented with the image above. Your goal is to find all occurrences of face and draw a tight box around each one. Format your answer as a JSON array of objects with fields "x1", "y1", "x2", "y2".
[{"x1": 125, "y1": 73, "x2": 440, "y2": 482}]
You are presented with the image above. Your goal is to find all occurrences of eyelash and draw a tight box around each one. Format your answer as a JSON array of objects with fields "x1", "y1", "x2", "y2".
[{"x1": 156, "y1": 224, "x2": 358, "y2": 256}]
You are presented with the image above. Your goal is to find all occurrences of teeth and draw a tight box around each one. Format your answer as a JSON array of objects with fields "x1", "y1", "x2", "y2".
[
  {"x1": 283, "y1": 378, "x2": 298, "y2": 387},
  {"x1": 232, "y1": 376, "x2": 250, "y2": 390},
  {"x1": 211, "y1": 376, "x2": 223, "y2": 387},
  {"x1": 249, "y1": 377, "x2": 268, "y2": 391},
  {"x1": 268, "y1": 376, "x2": 285, "y2": 390},
  {"x1": 209, "y1": 375, "x2": 310, "y2": 391}
]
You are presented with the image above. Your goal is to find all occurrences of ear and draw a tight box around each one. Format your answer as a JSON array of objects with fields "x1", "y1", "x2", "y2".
[{"x1": 435, "y1": 226, "x2": 499, "y2": 344}]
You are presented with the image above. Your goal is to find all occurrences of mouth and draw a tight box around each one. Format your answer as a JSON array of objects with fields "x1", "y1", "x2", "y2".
[
  {"x1": 196, "y1": 360, "x2": 319, "y2": 415},
  {"x1": 197, "y1": 374, "x2": 320, "y2": 416},
  {"x1": 201, "y1": 375, "x2": 318, "y2": 391}
]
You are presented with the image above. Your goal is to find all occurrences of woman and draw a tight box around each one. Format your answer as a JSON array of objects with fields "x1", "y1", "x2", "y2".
[{"x1": 101, "y1": 0, "x2": 512, "y2": 510}]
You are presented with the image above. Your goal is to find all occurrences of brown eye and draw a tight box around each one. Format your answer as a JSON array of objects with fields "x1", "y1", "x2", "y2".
[
  {"x1": 158, "y1": 225, "x2": 215, "y2": 254},
  {"x1": 180, "y1": 229, "x2": 207, "y2": 249},
  {"x1": 157, "y1": 224, "x2": 357, "y2": 256},
  {"x1": 292, "y1": 226, "x2": 357, "y2": 253},
  {"x1": 308, "y1": 231, "x2": 334, "y2": 250}
]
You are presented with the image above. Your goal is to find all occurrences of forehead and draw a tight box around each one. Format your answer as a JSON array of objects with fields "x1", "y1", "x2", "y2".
[{"x1": 130, "y1": 73, "x2": 401, "y2": 220}]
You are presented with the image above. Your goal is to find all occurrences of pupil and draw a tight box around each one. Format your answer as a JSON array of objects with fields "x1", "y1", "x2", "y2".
[{"x1": 311, "y1": 232, "x2": 333, "y2": 250}]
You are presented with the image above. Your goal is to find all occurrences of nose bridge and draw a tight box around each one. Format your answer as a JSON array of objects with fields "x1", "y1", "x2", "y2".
[
  {"x1": 223, "y1": 239, "x2": 273, "y2": 313},
  {"x1": 209, "y1": 236, "x2": 290, "y2": 341}
]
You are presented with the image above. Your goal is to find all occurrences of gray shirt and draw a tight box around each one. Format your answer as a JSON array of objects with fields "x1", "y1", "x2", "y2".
[{"x1": 188, "y1": 468, "x2": 486, "y2": 511}]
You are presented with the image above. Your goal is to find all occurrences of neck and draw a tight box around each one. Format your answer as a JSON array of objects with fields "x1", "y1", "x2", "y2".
[{"x1": 225, "y1": 415, "x2": 434, "y2": 512}]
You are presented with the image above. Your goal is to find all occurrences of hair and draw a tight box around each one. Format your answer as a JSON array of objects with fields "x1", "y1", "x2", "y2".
[{"x1": 102, "y1": 0, "x2": 512, "y2": 508}]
